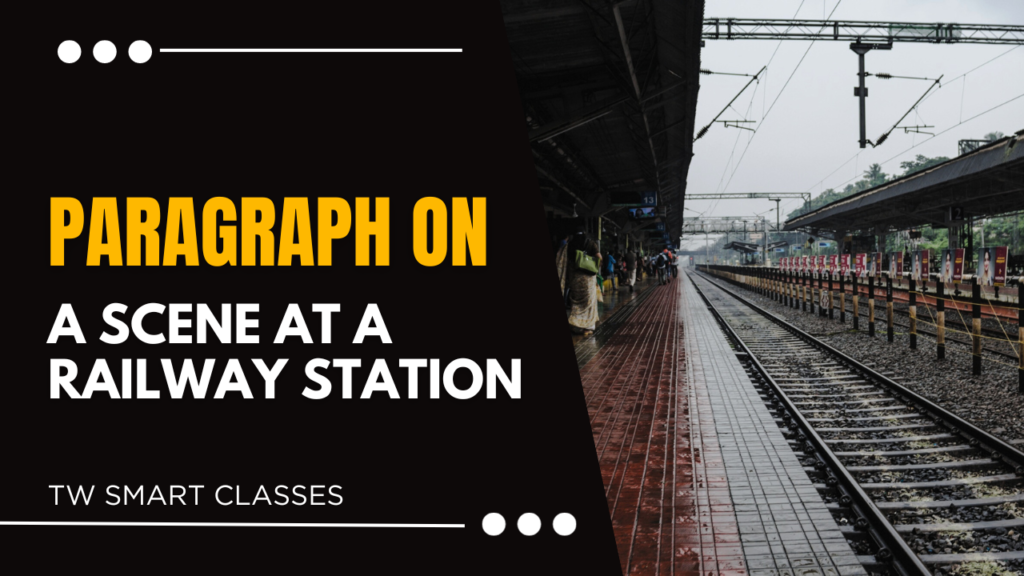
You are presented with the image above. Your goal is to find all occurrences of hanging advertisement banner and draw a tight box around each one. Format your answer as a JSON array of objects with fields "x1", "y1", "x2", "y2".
[
  {"x1": 911, "y1": 249, "x2": 930, "y2": 282},
  {"x1": 827, "y1": 254, "x2": 837, "y2": 275},
  {"x1": 994, "y1": 246, "x2": 1007, "y2": 287},
  {"x1": 939, "y1": 248, "x2": 965, "y2": 283},
  {"x1": 978, "y1": 246, "x2": 1008, "y2": 287},
  {"x1": 817, "y1": 255, "x2": 826, "y2": 274},
  {"x1": 801, "y1": 255, "x2": 808, "y2": 273},
  {"x1": 888, "y1": 252, "x2": 900, "y2": 278},
  {"x1": 840, "y1": 254, "x2": 851, "y2": 277},
  {"x1": 855, "y1": 254, "x2": 866, "y2": 278}
]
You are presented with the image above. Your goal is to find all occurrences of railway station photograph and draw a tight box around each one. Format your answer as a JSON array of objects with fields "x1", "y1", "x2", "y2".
[
  {"x1": 505, "y1": 0, "x2": 1024, "y2": 574},
  {"x1": 15, "y1": 1, "x2": 1024, "y2": 574}
]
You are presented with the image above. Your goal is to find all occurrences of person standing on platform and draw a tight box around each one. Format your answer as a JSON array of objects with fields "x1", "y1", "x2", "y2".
[
  {"x1": 567, "y1": 228, "x2": 601, "y2": 335},
  {"x1": 625, "y1": 249, "x2": 637, "y2": 293},
  {"x1": 604, "y1": 251, "x2": 618, "y2": 291},
  {"x1": 654, "y1": 251, "x2": 668, "y2": 285}
]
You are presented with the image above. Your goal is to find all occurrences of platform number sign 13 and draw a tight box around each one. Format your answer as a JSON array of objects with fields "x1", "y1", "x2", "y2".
[{"x1": 641, "y1": 192, "x2": 657, "y2": 207}]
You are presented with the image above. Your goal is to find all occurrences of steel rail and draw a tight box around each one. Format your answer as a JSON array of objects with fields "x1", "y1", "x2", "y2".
[
  {"x1": 688, "y1": 270, "x2": 1024, "y2": 574},
  {"x1": 688, "y1": 275, "x2": 928, "y2": 576},
  {"x1": 696, "y1": 271, "x2": 1024, "y2": 472}
]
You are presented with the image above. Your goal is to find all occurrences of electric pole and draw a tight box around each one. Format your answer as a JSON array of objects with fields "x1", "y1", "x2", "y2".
[{"x1": 851, "y1": 42, "x2": 892, "y2": 148}]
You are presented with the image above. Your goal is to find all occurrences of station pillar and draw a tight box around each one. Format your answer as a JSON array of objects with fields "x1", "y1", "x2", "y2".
[
  {"x1": 972, "y1": 279, "x2": 982, "y2": 376},
  {"x1": 909, "y1": 279, "x2": 917, "y2": 349},
  {"x1": 886, "y1": 275, "x2": 894, "y2": 343},
  {"x1": 852, "y1": 275, "x2": 859, "y2": 330},
  {"x1": 936, "y1": 282, "x2": 945, "y2": 359}
]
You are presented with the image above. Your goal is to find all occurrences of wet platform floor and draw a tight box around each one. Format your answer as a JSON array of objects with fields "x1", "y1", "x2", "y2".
[
  {"x1": 574, "y1": 271, "x2": 862, "y2": 576},
  {"x1": 574, "y1": 274, "x2": 667, "y2": 367}
]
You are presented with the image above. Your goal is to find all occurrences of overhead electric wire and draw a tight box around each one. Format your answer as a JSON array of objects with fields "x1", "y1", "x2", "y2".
[
  {"x1": 868, "y1": 73, "x2": 940, "y2": 81},
  {"x1": 799, "y1": 45, "x2": 1021, "y2": 199},
  {"x1": 712, "y1": 81, "x2": 761, "y2": 199},
  {"x1": 701, "y1": 69, "x2": 759, "y2": 77},
  {"x1": 920, "y1": 45, "x2": 1021, "y2": 107},
  {"x1": 693, "y1": 66, "x2": 766, "y2": 142},
  {"x1": 719, "y1": 0, "x2": 843, "y2": 196},
  {"x1": 869, "y1": 75, "x2": 944, "y2": 147},
  {"x1": 812, "y1": 93, "x2": 1022, "y2": 195},
  {"x1": 696, "y1": 0, "x2": 807, "y2": 220}
]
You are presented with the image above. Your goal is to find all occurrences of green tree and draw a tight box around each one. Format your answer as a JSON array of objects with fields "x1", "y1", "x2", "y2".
[
  {"x1": 899, "y1": 154, "x2": 949, "y2": 176},
  {"x1": 787, "y1": 164, "x2": 890, "y2": 221}
]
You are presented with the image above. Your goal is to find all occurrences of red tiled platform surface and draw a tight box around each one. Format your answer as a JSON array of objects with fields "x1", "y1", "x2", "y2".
[{"x1": 579, "y1": 279, "x2": 744, "y2": 576}]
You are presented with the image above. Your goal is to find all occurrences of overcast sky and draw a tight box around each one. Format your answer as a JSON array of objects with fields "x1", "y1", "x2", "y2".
[{"x1": 682, "y1": 0, "x2": 1023, "y2": 247}]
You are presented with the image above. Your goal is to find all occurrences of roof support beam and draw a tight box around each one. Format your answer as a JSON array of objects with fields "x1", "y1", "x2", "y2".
[
  {"x1": 613, "y1": 2, "x2": 660, "y2": 177},
  {"x1": 532, "y1": 157, "x2": 591, "y2": 209},
  {"x1": 528, "y1": 95, "x2": 630, "y2": 143}
]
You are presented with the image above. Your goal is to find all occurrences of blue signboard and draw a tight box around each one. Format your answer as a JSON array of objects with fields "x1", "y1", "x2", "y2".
[
  {"x1": 655, "y1": 222, "x2": 665, "y2": 231},
  {"x1": 818, "y1": 242, "x2": 829, "y2": 247},
  {"x1": 640, "y1": 191, "x2": 657, "y2": 207},
  {"x1": 775, "y1": 248, "x2": 786, "y2": 253},
  {"x1": 794, "y1": 247, "x2": 801, "y2": 251}
]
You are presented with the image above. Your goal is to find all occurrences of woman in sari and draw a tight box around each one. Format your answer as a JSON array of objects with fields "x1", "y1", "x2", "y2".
[
  {"x1": 566, "y1": 230, "x2": 601, "y2": 335},
  {"x1": 555, "y1": 234, "x2": 571, "y2": 298}
]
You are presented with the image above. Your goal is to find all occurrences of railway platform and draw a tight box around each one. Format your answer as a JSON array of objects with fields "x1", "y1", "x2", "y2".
[{"x1": 576, "y1": 271, "x2": 864, "y2": 576}]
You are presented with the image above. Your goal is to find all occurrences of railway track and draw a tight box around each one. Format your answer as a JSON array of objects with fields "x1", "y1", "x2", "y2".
[
  {"x1": 765, "y1": 279, "x2": 1020, "y2": 362},
  {"x1": 688, "y1": 271, "x2": 1024, "y2": 576},
  {"x1": 835, "y1": 292, "x2": 1020, "y2": 362}
]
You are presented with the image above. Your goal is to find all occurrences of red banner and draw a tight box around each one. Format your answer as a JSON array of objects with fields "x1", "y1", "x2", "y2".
[
  {"x1": 855, "y1": 253, "x2": 866, "y2": 277},
  {"x1": 994, "y1": 246, "x2": 1007, "y2": 287},
  {"x1": 911, "y1": 250, "x2": 929, "y2": 282},
  {"x1": 840, "y1": 254, "x2": 850, "y2": 277}
]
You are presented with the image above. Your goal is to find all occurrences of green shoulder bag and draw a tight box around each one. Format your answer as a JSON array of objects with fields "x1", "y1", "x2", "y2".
[{"x1": 574, "y1": 250, "x2": 599, "y2": 275}]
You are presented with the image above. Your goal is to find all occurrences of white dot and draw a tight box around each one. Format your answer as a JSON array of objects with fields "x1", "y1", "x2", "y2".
[
  {"x1": 481, "y1": 513, "x2": 505, "y2": 536},
  {"x1": 517, "y1": 513, "x2": 541, "y2": 536},
  {"x1": 553, "y1": 513, "x2": 576, "y2": 536},
  {"x1": 58, "y1": 41, "x2": 81, "y2": 64},
  {"x1": 93, "y1": 40, "x2": 116, "y2": 64},
  {"x1": 128, "y1": 40, "x2": 152, "y2": 64}
]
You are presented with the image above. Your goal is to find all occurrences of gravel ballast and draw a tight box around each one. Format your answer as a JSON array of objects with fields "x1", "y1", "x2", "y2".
[{"x1": 703, "y1": 274, "x2": 1024, "y2": 444}]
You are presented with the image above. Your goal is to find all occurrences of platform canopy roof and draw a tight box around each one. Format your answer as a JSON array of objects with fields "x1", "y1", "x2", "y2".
[
  {"x1": 784, "y1": 131, "x2": 1024, "y2": 235},
  {"x1": 723, "y1": 240, "x2": 761, "y2": 254},
  {"x1": 502, "y1": 0, "x2": 705, "y2": 241}
]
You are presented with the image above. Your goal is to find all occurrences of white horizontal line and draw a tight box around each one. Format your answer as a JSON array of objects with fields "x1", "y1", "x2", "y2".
[
  {"x1": 159, "y1": 48, "x2": 463, "y2": 53},
  {"x1": 0, "y1": 521, "x2": 464, "y2": 528}
]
